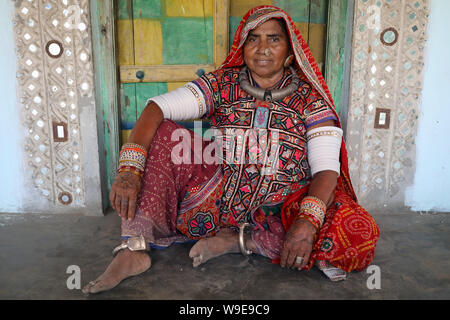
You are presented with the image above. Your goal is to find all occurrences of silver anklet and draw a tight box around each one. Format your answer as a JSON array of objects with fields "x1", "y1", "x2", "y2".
[
  {"x1": 112, "y1": 235, "x2": 149, "y2": 257},
  {"x1": 239, "y1": 223, "x2": 252, "y2": 256}
]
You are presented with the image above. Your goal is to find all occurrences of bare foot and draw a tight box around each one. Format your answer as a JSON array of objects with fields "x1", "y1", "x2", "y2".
[
  {"x1": 82, "y1": 249, "x2": 151, "y2": 294},
  {"x1": 189, "y1": 228, "x2": 256, "y2": 267}
]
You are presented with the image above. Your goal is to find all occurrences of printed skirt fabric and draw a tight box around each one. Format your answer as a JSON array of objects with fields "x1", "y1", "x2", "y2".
[
  {"x1": 120, "y1": 119, "x2": 288, "y2": 254},
  {"x1": 121, "y1": 119, "x2": 220, "y2": 248}
]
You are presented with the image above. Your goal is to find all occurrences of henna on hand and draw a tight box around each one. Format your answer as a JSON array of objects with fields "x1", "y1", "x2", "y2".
[
  {"x1": 110, "y1": 172, "x2": 142, "y2": 220},
  {"x1": 285, "y1": 219, "x2": 316, "y2": 243},
  {"x1": 115, "y1": 172, "x2": 142, "y2": 189},
  {"x1": 280, "y1": 219, "x2": 317, "y2": 269}
]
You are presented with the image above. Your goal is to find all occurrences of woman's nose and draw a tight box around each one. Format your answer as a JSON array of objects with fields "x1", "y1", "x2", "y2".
[{"x1": 257, "y1": 41, "x2": 269, "y2": 54}]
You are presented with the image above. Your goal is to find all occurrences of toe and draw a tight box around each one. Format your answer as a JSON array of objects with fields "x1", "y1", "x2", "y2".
[
  {"x1": 81, "y1": 285, "x2": 90, "y2": 294},
  {"x1": 82, "y1": 280, "x2": 98, "y2": 294},
  {"x1": 192, "y1": 255, "x2": 203, "y2": 268},
  {"x1": 86, "y1": 279, "x2": 113, "y2": 294},
  {"x1": 189, "y1": 242, "x2": 200, "y2": 258}
]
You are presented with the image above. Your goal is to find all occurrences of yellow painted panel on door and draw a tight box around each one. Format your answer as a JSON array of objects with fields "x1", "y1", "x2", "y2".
[
  {"x1": 117, "y1": 19, "x2": 134, "y2": 65},
  {"x1": 167, "y1": 82, "x2": 186, "y2": 91},
  {"x1": 230, "y1": 0, "x2": 273, "y2": 17},
  {"x1": 308, "y1": 23, "x2": 327, "y2": 66},
  {"x1": 121, "y1": 130, "x2": 132, "y2": 146},
  {"x1": 165, "y1": 0, "x2": 213, "y2": 17},
  {"x1": 294, "y1": 22, "x2": 309, "y2": 43},
  {"x1": 134, "y1": 19, "x2": 163, "y2": 65}
]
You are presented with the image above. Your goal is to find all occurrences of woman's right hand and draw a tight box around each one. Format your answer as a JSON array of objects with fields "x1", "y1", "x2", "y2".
[{"x1": 110, "y1": 172, "x2": 142, "y2": 221}]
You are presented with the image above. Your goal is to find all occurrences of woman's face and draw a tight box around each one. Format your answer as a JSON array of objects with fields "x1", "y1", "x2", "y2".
[{"x1": 243, "y1": 19, "x2": 290, "y2": 83}]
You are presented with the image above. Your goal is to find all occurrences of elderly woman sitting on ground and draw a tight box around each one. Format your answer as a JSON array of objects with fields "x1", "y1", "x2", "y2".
[{"x1": 83, "y1": 5, "x2": 379, "y2": 294}]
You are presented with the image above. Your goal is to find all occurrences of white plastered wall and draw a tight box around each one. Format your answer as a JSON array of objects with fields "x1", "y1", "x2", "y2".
[
  {"x1": 405, "y1": 0, "x2": 450, "y2": 212},
  {"x1": 346, "y1": 0, "x2": 431, "y2": 211},
  {"x1": 0, "y1": 0, "x2": 103, "y2": 215}
]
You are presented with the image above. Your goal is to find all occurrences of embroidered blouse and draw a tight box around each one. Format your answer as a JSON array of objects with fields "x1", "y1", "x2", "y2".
[{"x1": 190, "y1": 66, "x2": 338, "y2": 224}]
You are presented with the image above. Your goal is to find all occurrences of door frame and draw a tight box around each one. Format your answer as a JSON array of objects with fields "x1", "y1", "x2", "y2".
[
  {"x1": 90, "y1": 0, "x2": 355, "y2": 207},
  {"x1": 324, "y1": 0, "x2": 354, "y2": 131}
]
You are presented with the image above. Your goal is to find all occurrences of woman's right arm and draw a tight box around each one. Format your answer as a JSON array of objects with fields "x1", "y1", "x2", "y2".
[
  {"x1": 110, "y1": 101, "x2": 163, "y2": 221},
  {"x1": 111, "y1": 76, "x2": 215, "y2": 221},
  {"x1": 127, "y1": 101, "x2": 164, "y2": 150}
]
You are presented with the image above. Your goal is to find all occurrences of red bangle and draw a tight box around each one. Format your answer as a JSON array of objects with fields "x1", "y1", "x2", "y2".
[
  {"x1": 120, "y1": 143, "x2": 148, "y2": 157},
  {"x1": 118, "y1": 166, "x2": 144, "y2": 178},
  {"x1": 297, "y1": 196, "x2": 326, "y2": 227},
  {"x1": 295, "y1": 215, "x2": 320, "y2": 233}
]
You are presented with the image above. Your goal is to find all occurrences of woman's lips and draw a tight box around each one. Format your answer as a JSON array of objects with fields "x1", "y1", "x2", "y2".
[{"x1": 254, "y1": 59, "x2": 272, "y2": 65}]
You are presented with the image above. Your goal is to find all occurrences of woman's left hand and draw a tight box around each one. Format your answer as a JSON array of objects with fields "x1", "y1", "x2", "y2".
[{"x1": 280, "y1": 219, "x2": 317, "y2": 270}]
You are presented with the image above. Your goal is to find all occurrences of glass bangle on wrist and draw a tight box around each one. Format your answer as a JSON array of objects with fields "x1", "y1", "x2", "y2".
[
  {"x1": 118, "y1": 143, "x2": 147, "y2": 179},
  {"x1": 295, "y1": 195, "x2": 327, "y2": 231},
  {"x1": 120, "y1": 143, "x2": 148, "y2": 157},
  {"x1": 118, "y1": 166, "x2": 143, "y2": 178},
  {"x1": 295, "y1": 215, "x2": 320, "y2": 233}
]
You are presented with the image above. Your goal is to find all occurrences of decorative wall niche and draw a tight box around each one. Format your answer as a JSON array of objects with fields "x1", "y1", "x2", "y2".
[
  {"x1": 346, "y1": 0, "x2": 429, "y2": 209},
  {"x1": 13, "y1": 0, "x2": 96, "y2": 207}
]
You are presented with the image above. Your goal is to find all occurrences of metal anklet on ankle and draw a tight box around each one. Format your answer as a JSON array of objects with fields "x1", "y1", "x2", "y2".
[
  {"x1": 239, "y1": 223, "x2": 252, "y2": 256},
  {"x1": 112, "y1": 235, "x2": 149, "y2": 257}
]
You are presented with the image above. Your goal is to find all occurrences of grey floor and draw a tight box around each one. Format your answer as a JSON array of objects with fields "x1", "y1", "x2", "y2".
[{"x1": 0, "y1": 209, "x2": 449, "y2": 300}]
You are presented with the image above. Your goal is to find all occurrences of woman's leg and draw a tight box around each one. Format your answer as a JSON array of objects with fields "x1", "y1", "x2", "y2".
[
  {"x1": 174, "y1": 174, "x2": 247, "y2": 267},
  {"x1": 251, "y1": 214, "x2": 286, "y2": 259},
  {"x1": 81, "y1": 248, "x2": 151, "y2": 294},
  {"x1": 311, "y1": 189, "x2": 380, "y2": 274},
  {"x1": 122, "y1": 120, "x2": 218, "y2": 245},
  {"x1": 188, "y1": 211, "x2": 284, "y2": 267},
  {"x1": 82, "y1": 120, "x2": 218, "y2": 294},
  {"x1": 189, "y1": 228, "x2": 242, "y2": 267},
  {"x1": 188, "y1": 218, "x2": 284, "y2": 267}
]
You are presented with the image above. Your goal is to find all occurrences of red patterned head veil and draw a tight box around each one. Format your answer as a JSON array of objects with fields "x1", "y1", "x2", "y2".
[
  {"x1": 220, "y1": 6, "x2": 334, "y2": 108},
  {"x1": 220, "y1": 5, "x2": 357, "y2": 201}
]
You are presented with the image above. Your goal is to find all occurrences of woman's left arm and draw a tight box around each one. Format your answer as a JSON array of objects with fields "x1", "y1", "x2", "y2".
[{"x1": 280, "y1": 120, "x2": 338, "y2": 269}]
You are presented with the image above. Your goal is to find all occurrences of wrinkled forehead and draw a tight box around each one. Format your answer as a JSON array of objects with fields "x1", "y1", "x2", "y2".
[{"x1": 240, "y1": 9, "x2": 288, "y2": 43}]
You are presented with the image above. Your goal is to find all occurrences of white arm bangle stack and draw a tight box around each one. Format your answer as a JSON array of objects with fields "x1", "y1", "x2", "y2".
[
  {"x1": 147, "y1": 82, "x2": 207, "y2": 121},
  {"x1": 306, "y1": 126, "x2": 343, "y2": 177}
]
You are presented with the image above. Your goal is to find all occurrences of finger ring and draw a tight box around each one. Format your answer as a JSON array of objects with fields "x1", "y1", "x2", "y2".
[{"x1": 296, "y1": 256, "x2": 304, "y2": 264}]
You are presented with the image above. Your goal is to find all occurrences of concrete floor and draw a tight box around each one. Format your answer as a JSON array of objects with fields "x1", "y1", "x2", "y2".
[{"x1": 0, "y1": 209, "x2": 449, "y2": 300}]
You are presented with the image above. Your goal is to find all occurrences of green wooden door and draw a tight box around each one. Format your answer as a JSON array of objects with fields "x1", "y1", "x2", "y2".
[{"x1": 117, "y1": 0, "x2": 328, "y2": 145}]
